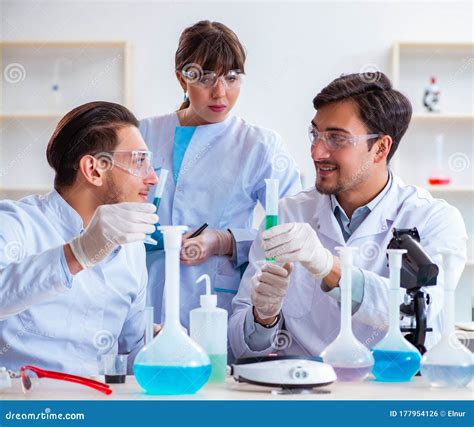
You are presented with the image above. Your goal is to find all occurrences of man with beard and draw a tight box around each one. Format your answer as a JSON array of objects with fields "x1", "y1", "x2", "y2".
[
  {"x1": 229, "y1": 73, "x2": 467, "y2": 358},
  {"x1": 0, "y1": 102, "x2": 158, "y2": 375}
]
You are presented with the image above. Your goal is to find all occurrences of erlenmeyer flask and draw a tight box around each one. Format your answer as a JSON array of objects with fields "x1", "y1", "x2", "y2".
[
  {"x1": 371, "y1": 249, "x2": 421, "y2": 382},
  {"x1": 321, "y1": 246, "x2": 374, "y2": 381},
  {"x1": 421, "y1": 252, "x2": 473, "y2": 387},
  {"x1": 134, "y1": 226, "x2": 211, "y2": 395}
]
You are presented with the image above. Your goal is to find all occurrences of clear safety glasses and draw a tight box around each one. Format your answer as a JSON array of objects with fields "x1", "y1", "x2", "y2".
[
  {"x1": 95, "y1": 150, "x2": 154, "y2": 178},
  {"x1": 19, "y1": 365, "x2": 112, "y2": 395},
  {"x1": 182, "y1": 69, "x2": 243, "y2": 90},
  {"x1": 308, "y1": 125, "x2": 381, "y2": 152}
]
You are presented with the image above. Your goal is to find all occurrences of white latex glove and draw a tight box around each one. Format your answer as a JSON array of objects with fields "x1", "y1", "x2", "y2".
[
  {"x1": 251, "y1": 262, "x2": 293, "y2": 320},
  {"x1": 262, "y1": 223, "x2": 333, "y2": 278},
  {"x1": 69, "y1": 203, "x2": 158, "y2": 269}
]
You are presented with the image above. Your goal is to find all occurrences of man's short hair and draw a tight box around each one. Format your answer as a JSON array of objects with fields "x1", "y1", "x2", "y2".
[
  {"x1": 313, "y1": 72, "x2": 412, "y2": 163},
  {"x1": 46, "y1": 101, "x2": 139, "y2": 190}
]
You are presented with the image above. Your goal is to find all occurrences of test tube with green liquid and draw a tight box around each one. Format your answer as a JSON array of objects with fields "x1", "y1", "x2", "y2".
[{"x1": 264, "y1": 178, "x2": 279, "y2": 261}]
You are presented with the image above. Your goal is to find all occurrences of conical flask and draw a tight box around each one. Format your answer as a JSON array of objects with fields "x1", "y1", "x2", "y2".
[
  {"x1": 371, "y1": 249, "x2": 421, "y2": 382},
  {"x1": 420, "y1": 252, "x2": 473, "y2": 387},
  {"x1": 321, "y1": 246, "x2": 374, "y2": 381},
  {"x1": 134, "y1": 226, "x2": 211, "y2": 395}
]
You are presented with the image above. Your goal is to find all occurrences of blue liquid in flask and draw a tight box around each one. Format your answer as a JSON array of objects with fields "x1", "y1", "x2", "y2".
[
  {"x1": 372, "y1": 350, "x2": 421, "y2": 382},
  {"x1": 134, "y1": 364, "x2": 211, "y2": 395}
]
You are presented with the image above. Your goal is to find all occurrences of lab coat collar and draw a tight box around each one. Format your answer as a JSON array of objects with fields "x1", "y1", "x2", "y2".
[
  {"x1": 347, "y1": 170, "x2": 399, "y2": 242},
  {"x1": 311, "y1": 170, "x2": 400, "y2": 244},
  {"x1": 43, "y1": 190, "x2": 84, "y2": 239},
  {"x1": 311, "y1": 195, "x2": 346, "y2": 246},
  {"x1": 44, "y1": 190, "x2": 123, "y2": 259},
  {"x1": 173, "y1": 112, "x2": 234, "y2": 138}
]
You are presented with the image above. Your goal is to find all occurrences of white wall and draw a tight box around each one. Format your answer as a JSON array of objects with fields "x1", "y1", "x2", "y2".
[{"x1": 2, "y1": 0, "x2": 472, "y2": 184}]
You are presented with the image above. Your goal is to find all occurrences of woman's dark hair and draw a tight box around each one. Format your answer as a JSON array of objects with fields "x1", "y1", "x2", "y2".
[
  {"x1": 175, "y1": 20, "x2": 246, "y2": 110},
  {"x1": 313, "y1": 72, "x2": 412, "y2": 163},
  {"x1": 46, "y1": 101, "x2": 139, "y2": 191}
]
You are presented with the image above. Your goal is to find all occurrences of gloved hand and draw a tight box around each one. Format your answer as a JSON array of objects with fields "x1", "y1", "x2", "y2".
[
  {"x1": 262, "y1": 223, "x2": 333, "y2": 278},
  {"x1": 69, "y1": 203, "x2": 158, "y2": 269},
  {"x1": 180, "y1": 229, "x2": 234, "y2": 266},
  {"x1": 251, "y1": 262, "x2": 293, "y2": 320}
]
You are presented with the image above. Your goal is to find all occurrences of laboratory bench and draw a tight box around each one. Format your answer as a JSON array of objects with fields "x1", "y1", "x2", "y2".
[{"x1": 1, "y1": 376, "x2": 472, "y2": 401}]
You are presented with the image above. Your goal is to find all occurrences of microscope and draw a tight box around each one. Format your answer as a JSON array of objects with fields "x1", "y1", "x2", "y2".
[{"x1": 387, "y1": 228, "x2": 439, "y2": 354}]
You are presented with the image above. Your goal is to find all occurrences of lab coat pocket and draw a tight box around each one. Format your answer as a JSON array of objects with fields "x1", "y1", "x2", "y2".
[
  {"x1": 282, "y1": 266, "x2": 316, "y2": 318},
  {"x1": 214, "y1": 258, "x2": 241, "y2": 315}
]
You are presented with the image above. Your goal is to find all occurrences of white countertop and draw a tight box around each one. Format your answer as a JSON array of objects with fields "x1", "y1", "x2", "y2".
[{"x1": 1, "y1": 376, "x2": 472, "y2": 401}]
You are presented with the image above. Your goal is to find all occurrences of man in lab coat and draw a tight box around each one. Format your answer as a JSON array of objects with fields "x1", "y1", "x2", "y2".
[
  {"x1": 229, "y1": 72, "x2": 467, "y2": 358},
  {"x1": 0, "y1": 101, "x2": 159, "y2": 375}
]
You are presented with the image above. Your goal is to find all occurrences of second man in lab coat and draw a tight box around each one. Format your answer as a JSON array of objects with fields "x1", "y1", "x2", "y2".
[{"x1": 229, "y1": 72, "x2": 467, "y2": 358}]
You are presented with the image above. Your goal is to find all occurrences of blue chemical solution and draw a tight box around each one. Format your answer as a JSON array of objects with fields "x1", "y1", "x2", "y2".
[
  {"x1": 134, "y1": 364, "x2": 211, "y2": 395},
  {"x1": 420, "y1": 364, "x2": 473, "y2": 388},
  {"x1": 372, "y1": 350, "x2": 421, "y2": 382}
]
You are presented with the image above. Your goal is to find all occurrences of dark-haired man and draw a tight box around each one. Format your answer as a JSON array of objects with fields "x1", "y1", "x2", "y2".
[
  {"x1": 0, "y1": 102, "x2": 158, "y2": 374},
  {"x1": 229, "y1": 73, "x2": 467, "y2": 358}
]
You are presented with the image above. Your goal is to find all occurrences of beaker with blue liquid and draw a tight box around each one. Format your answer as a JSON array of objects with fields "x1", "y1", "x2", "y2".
[
  {"x1": 134, "y1": 226, "x2": 211, "y2": 395},
  {"x1": 371, "y1": 249, "x2": 421, "y2": 382}
]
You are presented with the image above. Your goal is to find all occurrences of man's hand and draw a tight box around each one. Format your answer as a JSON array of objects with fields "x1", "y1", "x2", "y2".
[
  {"x1": 251, "y1": 262, "x2": 293, "y2": 322},
  {"x1": 180, "y1": 229, "x2": 233, "y2": 266},
  {"x1": 262, "y1": 223, "x2": 333, "y2": 278},
  {"x1": 68, "y1": 203, "x2": 158, "y2": 270}
]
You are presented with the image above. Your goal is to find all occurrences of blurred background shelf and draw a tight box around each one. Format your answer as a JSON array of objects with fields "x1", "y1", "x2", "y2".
[
  {"x1": 391, "y1": 41, "x2": 474, "y2": 323},
  {"x1": 0, "y1": 113, "x2": 63, "y2": 120},
  {"x1": 0, "y1": 40, "x2": 132, "y2": 193},
  {"x1": 411, "y1": 113, "x2": 474, "y2": 122}
]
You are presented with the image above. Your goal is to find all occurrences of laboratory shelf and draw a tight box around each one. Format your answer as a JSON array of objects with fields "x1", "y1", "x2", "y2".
[
  {"x1": 411, "y1": 113, "x2": 474, "y2": 122},
  {"x1": 0, "y1": 39, "x2": 132, "y2": 194},
  {"x1": 425, "y1": 186, "x2": 474, "y2": 193},
  {"x1": 0, "y1": 113, "x2": 63, "y2": 120}
]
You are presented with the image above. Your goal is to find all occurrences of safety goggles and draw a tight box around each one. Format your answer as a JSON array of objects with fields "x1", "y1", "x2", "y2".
[
  {"x1": 182, "y1": 69, "x2": 243, "y2": 89},
  {"x1": 308, "y1": 125, "x2": 380, "y2": 152},
  {"x1": 19, "y1": 365, "x2": 112, "y2": 395},
  {"x1": 95, "y1": 150, "x2": 154, "y2": 178}
]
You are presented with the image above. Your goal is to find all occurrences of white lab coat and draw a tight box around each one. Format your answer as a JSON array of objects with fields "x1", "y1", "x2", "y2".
[
  {"x1": 140, "y1": 112, "x2": 301, "y2": 329},
  {"x1": 229, "y1": 174, "x2": 468, "y2": 358}
]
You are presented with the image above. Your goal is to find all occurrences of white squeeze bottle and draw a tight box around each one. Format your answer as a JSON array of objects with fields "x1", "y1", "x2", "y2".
[{"x1": 190, "y1": 274, "x2": 228, "y2": 383}]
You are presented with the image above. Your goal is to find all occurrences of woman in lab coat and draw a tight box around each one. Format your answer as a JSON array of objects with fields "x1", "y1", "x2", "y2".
[{"x1": 140, "y1": 20, "x2": 301, "y2": 329}]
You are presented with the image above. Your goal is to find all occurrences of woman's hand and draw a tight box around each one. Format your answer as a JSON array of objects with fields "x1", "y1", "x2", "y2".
[{"x1": 180, "y1": 229, "x2": 234, "y2": 266}]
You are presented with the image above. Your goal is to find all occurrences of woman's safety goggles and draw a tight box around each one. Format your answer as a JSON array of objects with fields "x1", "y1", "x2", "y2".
[{"x1": 182, "y1": 68, "x2": 243, "y2": 90}]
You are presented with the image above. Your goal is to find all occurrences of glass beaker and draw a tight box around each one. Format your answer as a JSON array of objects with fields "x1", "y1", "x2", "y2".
[
  {"x1": 134, "y1": 226, "x2": 211, "y2": 395},
  {"x1": 420, "y1": 252, "x2": 473, "y2": 387},
  {"x1": 321, "y1": 246, "x2": 374, "y2": 381},
  {"x1": 371, "y1": 249, "x2": 422, "y2": 382}
]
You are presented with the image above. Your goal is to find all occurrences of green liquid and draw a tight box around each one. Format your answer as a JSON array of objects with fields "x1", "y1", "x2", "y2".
[
  {"x1": 208, "y1": 354, "x2": 227, "y2": 383},
  {"x1": 265, "y1": 215, "x2": 278, "y2": 261},
  {"x1": 153, "y1": 196, "x2": 161, "y2": 209}
]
